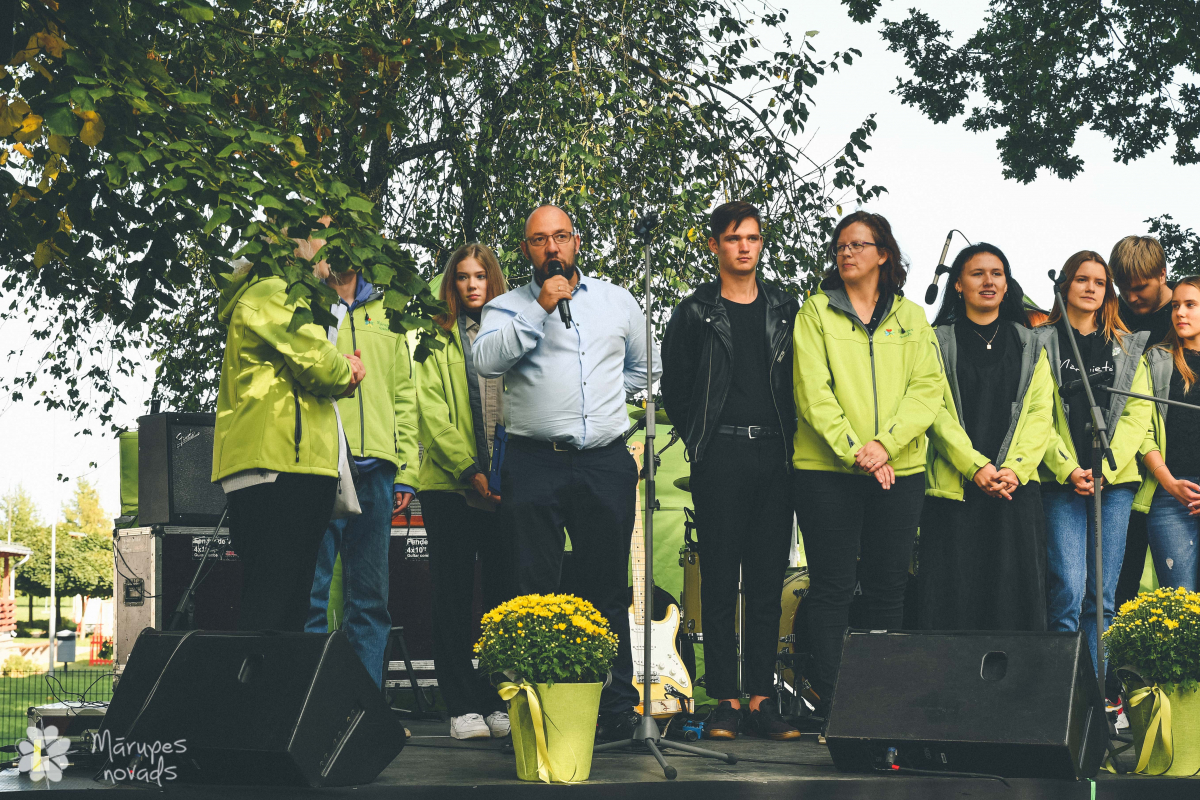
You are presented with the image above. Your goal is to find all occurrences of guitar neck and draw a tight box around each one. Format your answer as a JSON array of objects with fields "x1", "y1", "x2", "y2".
[{"x1": 629, "y1": 442, "x2": 646, "y2": 619}]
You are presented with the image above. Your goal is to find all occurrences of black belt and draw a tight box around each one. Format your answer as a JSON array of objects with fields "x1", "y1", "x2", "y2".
[
  {"x1": 508, "y1": 434, "x2": 624, "y2": 453},
  {"x1": 715, "y1": 425, "x2": 782, "y2": 439}
]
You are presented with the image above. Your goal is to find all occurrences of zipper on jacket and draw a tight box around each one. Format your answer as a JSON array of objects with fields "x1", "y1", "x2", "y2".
[
  {"x1": 769, "y1": 313, "x2": 791, "y2": 470},
  {"x1": 349, "y1": 310, "x2": 365, "y2": 457},
  {"x1": 292, "y1": 385, "x2": 302, "y2": 463},
  {"x1": 868, "y1": 335, "x2": 879, "y2": 434},
  {"x1": 697, "y1": 340, "x2": 715, "y2": 461}
]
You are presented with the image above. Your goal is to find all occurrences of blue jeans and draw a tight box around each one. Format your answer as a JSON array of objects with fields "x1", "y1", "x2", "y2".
[
  {"x1": 306, "y1": 462, "x2": 397, "y2": 687},
  {"x1": 1147, "y1": 477, "x2": 1199, "y2": 591},
  {"x1": 1043, "y1": 485, "x2": 1135, "y2": 676}
]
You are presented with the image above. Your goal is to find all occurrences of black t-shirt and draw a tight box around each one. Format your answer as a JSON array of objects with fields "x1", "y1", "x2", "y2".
[
  {"x1": 1165, "y1": 349, "x2": 1200, "y2": 476},
  {"x1": 1119, "y1": 288, "x2": 1175, "y2": 347},
  {"x1": 717, "y1": 291, "x2": 776, "y2": 428},
  {"x1": 954, "y1": 318, "x2": 1023, "y2": 463},
  {"x1": 863, "y1": 291, "x2": 892, "y2": 336},
  {"x1": 1054, "y1": 319, "x2": 1117, "y2": 473}
]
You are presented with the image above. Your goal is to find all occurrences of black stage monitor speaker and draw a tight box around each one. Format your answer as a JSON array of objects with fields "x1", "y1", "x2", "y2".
[
  {"x1": 99, "y1": 629, "x2": 404, "y2": 787},
  {"x1": 825, "y1": 631, "x2": 1106, "y2": 780},
  {"x1": 138, "y1": 412, "x2": 227, "y2": 527}
]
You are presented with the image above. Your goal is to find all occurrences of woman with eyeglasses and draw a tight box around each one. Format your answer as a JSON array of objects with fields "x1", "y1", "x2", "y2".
[
  {"x1": 1134, "y1": 276, "x2": 1200, "y2": 591},
  {"x1": 1038, "y1": 251, "x2": 1152, "y2": 678},
  {"x1": 791, "y1": 211, "x2": 943, "y2": 721},
  {"x1": 920, "y1": 244, "x2": 1054, "y2": 631}
]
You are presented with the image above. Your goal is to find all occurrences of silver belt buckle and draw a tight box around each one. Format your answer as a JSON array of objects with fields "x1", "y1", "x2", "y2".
[{"x1": 746, "y1": 426, "x2": 760, "y2": 439}]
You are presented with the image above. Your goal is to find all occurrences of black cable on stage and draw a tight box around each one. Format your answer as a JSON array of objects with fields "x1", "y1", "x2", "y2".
[{"x1": 877, "y1": 765, "x2": 1010, "y2": 786}]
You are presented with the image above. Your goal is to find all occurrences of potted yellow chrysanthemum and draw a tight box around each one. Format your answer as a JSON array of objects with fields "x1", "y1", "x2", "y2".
[
  {"x1": 1104, "y1": 587, "x2": 1200, "y2": 776},
  {"x1": 475, "y1": 594, "x2": 618, "y2": 783}
]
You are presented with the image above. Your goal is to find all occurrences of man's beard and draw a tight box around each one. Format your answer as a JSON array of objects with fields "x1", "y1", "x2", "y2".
[{"x1": 534, "y1": 258, "x2": 576, "y2": 285}]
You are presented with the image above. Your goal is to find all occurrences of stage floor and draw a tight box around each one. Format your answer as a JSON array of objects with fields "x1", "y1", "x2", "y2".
[{"x1": 0, "y1": 719, "x2": 1193, "y2": 798}]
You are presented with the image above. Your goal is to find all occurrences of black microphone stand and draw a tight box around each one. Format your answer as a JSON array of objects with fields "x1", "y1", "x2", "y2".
[
  {"x1": 595, "y1": 212, "x2": 736, "y2": 779},
  {"x1": 1047, "y1": 272, "x2": 1127, "y2": 773}
]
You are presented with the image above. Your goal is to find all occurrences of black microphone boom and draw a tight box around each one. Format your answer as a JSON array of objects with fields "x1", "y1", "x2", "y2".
[
  {"x1": 545, "y1": 258, "x2": 573, "y2": 328},
  {"x1": 924, "y1": 230, "x2": 955, "y2": 305}
]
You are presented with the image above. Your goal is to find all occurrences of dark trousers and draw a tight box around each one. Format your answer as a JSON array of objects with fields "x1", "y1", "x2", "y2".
[
  {"x1": 227, "y1": 472, "x2": 337, "y2": 632},
  {"x1": 501, "y1": 438, "x2": 639, "y2": 716},
  {"x1": 690, "y1": 434, "x2": 793, "y2": 699},
  {"x1": 1115, "y1": 510, "x2": 1149, "y2": 609},
  {"x1": 420, "y1": 490, "x2": 514, "y2": 718},
  {"x1": 793, "y1": 470, "x2": 925, "y2": 702}
]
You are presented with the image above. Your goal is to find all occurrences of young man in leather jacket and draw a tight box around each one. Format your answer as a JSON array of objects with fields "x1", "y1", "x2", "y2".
[{"x1": 661, "y1": 202, "x2": 800, "y2": 740}]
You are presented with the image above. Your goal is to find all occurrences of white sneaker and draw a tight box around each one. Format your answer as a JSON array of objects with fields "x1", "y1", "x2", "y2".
[
  {"x1": 450, "y1": 713, "x2": 491, "y2": 740},
  {"x1": 485, "y1": 711, "x2": 510, "y2": 738}
]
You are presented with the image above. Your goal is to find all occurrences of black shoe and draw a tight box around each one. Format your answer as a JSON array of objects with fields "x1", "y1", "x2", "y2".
[
  {"x1": 595, "y1": 708, "x2": 641, "y2": 742},
  {"x1": 742, "y1": 702, "x2": 801, "y2": 741},
  {"x1": 705, "y1": 701, "x2": 741, "y2": 740}
]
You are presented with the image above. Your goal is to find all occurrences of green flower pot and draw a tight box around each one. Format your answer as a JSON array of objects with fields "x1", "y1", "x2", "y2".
[
  {"x1": 507, "y1": 681, "x2": 602, "y2": 782},
  {"x1": 1126, "y1": 678, "x2": 1200, "y2": 777}
]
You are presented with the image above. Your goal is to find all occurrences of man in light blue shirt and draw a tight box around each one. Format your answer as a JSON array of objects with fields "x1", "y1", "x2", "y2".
[{"x1": 474, "y1": 205, "x2": 660, "y2": 742}]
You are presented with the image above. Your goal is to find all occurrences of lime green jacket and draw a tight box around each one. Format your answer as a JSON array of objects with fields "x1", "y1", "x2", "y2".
[
  {"x1": 1038, "y1": 329, "x2": 1152, "y2": 487},
  {"x1": 331, "y1": 287, "x2": 420, "y2": 489},
  {"x1": 926, "y1": 323, "x2": 1055, "y2": 500},
  {"x1": 792, "y1": 285, "x2": 944, "y2": 476},
  {"x1": 212, "y1": 269, "x2": 351, "y2": 481},
  {"x1": 1133, "y1": 347, "x2": 1175, "y2": 513},
  {"x1": 414, "y1": 322, "x2": 480, "y2": 492}
]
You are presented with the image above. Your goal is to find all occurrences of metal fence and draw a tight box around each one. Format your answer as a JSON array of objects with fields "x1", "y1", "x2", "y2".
[{"x1": 0, "y1": 668, "x2": 113, "y2": 749}]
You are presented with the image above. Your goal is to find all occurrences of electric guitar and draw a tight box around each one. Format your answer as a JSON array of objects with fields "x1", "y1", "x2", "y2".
[{"x1": 628, "y1": 441, "x2": 694, "y2": 718}]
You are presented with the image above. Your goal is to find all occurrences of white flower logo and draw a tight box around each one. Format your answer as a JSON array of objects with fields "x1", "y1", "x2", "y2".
[{"x1": 17, "y1": 725, "x2": 70, "y2": 782}]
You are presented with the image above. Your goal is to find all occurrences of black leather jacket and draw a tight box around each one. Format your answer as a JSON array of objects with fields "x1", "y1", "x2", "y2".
[{"x1": 661, "y1": 278, "x2": 799, "y2": 466}]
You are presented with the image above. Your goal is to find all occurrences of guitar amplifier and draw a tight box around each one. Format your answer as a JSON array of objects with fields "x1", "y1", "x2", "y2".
[
  {"x1": 113, "y1": 525, "x2": 242, "y2": 678},
  {"x1": 138, "y1": 412, "x2": 227, "y2": 527},
  {"x1": 385, "y1": 511, "x2": 484, "y2": 690}
]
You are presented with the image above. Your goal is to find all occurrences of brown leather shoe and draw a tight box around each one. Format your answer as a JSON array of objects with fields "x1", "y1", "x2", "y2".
[
  {"x1": 705, "y1": 701, "x2": 740, "y2": 739},
  {"x1": 742, "y1": 703, "x2": 801, "y2": 740}
]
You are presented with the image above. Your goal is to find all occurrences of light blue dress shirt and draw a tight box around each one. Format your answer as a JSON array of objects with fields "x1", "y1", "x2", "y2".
[{"x1": 473, "y1": 271, "x2": 660, "y2": 449}]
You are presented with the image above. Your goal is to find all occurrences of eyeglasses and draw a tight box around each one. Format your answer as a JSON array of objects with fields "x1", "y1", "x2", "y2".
[
  {"x1": 525, "y1": 231, "x2": 576, "y2": 248},
  {"x1": 831, "y1": 240, "x2": 877, "y2": 257}
]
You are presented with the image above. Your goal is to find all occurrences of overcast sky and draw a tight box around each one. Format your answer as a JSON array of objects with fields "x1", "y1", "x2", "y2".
[{"x1": 1, "y1": 0, "x2": 1196, "y2": 521}]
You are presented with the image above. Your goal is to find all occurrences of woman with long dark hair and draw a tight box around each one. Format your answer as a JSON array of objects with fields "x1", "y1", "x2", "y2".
[
  {"x1": 1135, "y1": 275, "x2": 1200, "y2": 590},
  {"x1": 791, "y1": 211, "x2": 944, "y2": 719},
  {"x1": 920, "y1": 243, "x2": 1054, "y2": 630},
  {"x1": 1038, "y1": 251, "x2": 1152, "y2": 676},
  {"x1": 415, "y1": 243, "x2": 513, "y2": 739}
]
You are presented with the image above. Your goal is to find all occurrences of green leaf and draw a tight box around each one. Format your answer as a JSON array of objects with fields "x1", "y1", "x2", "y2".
[
  {"x1": 343, "y1": 196, "x2": 373, "y2": 213},
  {"x1": 258, "y1": 194, "x2": 284, "y2": 209},
  {"x1": 176, "y1": 90, "x2": 211, "y2": 105},
  {"x1": 161, "y1": 176, "x2": 187, "y2": 192},
  {"x1": 204, "y1": 205, "x2": 231, "y2": 234},
  {"x1": 45, "y1": 106, "x2": 81, "y2": 137},
  {"x1": 177, "y1": 1, "x2": 215, "y2": 23}
]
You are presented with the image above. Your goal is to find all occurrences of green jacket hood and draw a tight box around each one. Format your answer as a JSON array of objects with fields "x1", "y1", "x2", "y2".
[{"x1": 217, "y1": 259, "x2": 255, "y2": 325}]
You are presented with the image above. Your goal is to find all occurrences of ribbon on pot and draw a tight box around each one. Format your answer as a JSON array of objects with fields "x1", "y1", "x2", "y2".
[
  {"x1": 498, "y1": 681, "x2": 552, "y2": 783},
  {"x1": 1128, "y1": 684, "x2": 1173, "y2": 775}
]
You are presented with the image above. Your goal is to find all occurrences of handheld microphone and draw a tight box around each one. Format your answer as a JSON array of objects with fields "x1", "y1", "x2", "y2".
[
  {"x1": 545, "y1": 258, "x2": 573, "y2": 328},
  {"x1": 924, "y1": 230, "x2": 955, "y2": 305}
]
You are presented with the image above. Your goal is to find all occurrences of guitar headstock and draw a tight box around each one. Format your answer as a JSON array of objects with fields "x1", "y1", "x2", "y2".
[{"x1": 628, "y1": 440, "x2": 644, "y2": 470}]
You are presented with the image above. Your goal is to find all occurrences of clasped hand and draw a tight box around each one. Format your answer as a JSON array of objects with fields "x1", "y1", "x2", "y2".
[
  {"x1": 973, "y1": 463, "x2": 1019, "y2": 500},
  {"x1": 854, "y1": 441, "x2": 895, "y2": 490}
]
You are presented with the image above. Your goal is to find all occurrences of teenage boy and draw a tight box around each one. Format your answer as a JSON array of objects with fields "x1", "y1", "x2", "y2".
[
  {"x1": 1110, "y1": 234, "x2": 1174, "y2": 703},
  {"x1": 661, "y1": 201, "x2": 801, "y2": 740}
]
